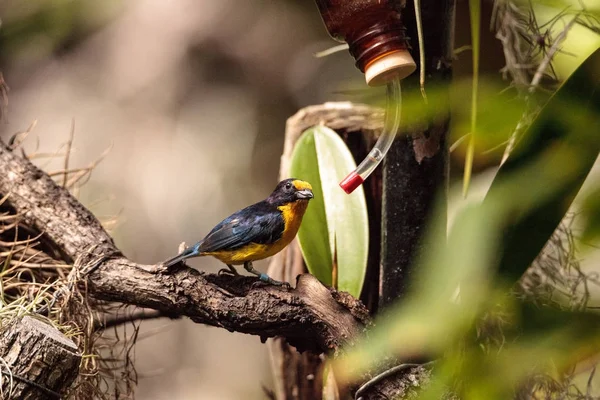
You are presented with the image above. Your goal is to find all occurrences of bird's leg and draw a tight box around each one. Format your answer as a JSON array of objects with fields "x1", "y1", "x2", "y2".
[
  {"x1": 218, "y1": 264, "x2": 240, "y2": 276},
  {"x1": 244, "y1": 261, "x2": 290, "y2": 288}
]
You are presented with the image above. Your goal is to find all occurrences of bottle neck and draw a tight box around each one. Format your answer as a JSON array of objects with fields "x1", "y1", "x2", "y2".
[{"x1": 346, "y1": 20, "x2": 410, "y2": 73}]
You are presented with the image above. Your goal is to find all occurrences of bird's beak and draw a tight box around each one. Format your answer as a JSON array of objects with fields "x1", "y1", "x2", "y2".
[{"x1": 296, "y1": 189, "x2": 314, "y2": 199}]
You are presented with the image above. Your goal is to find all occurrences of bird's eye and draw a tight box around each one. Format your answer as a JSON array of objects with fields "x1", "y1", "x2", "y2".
[{"x1": 285, "y1": 182, "x2": 293, "y2": 191}]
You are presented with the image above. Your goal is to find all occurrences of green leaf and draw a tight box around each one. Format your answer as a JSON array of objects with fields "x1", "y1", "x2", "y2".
[
  {"x1": 288, "y1": 130, "x2": 332, "y2": 286},
  {"x1": 487, "y1": 47, "x2": 600, "y2": 283},
  {"x1": 288, "y1": 126, "x2": 369, "y2": 297}
]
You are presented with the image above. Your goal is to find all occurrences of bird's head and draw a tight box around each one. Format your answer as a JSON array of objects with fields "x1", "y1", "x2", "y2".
[{"x1": 268, "y1": 178, "x2": 314, "y2": 205}]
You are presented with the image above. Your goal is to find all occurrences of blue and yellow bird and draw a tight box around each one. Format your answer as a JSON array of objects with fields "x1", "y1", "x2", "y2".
[{"x1": 161, "y1": 178, "x2": 314, "y2": 287}]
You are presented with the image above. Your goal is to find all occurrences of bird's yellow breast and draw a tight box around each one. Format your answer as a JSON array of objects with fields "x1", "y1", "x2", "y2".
[
  {"x1": 277, "y1": 199, "x2": 309, "y2": 246},
  {"x1": 206, "y1": 200, "x2": 309, "y2": 265}
]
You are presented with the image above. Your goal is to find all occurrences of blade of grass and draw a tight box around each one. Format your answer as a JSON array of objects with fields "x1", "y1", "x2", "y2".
[
  {"x1": 414, "y1": 0, "x2": 427, "y2": 101},
  {"x1": 464, "y1": 0, "x2": 481, "y2": 197}
]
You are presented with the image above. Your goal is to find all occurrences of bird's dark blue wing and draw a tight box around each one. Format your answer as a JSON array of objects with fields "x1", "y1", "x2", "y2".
[{"x1": 199, "y1": 202, "x2": 285, "y2": 253}]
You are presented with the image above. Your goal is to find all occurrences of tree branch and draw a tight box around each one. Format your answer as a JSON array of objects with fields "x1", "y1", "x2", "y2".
[{"x1": 0, "y1": 139, "x2": 370, "y2": 354}]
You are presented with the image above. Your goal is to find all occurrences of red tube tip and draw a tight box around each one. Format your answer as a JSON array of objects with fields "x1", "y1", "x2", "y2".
[{"x1": 339, "y1": 171, "x2": 364, "y2": 194}]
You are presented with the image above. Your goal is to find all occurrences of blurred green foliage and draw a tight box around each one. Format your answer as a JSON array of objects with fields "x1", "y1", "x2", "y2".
[
  {"x1": 490, "y1": 47, "x2": 600, "y2": 284},
  {"x1": 0, "y1": 0, "x2": 121, "y2": 64},
  {"x1": 334, "y1": 48, "x2": 600, "y2": 398}
]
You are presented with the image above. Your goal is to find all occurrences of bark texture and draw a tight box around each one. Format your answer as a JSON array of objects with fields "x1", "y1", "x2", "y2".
[{"x1": 0, "y1": 316, "x2": 80, "y2": 399}]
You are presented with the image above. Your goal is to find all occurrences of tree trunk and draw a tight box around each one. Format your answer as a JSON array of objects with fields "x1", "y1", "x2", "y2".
[
  {"x1": 0, "y1": 316, "x2": 81, "y2": 399},
  {"x1": 380, "y1": 0, "x2": 454, "y2": 308}
]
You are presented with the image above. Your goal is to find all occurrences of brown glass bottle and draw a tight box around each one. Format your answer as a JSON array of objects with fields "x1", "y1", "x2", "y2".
[{"x1": 315, "y1": 0, "x2": 415, "y2": 86}]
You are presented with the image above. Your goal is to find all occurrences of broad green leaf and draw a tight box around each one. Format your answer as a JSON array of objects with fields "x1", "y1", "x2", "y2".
[
  {"x1": 487, "y1": 47, "x2": 600, "y2": 283},
  {"x1": 288, "y1": 130, "x2": 332, "y2": 286},
  {"x1": 288, "y1": 126, "x2": 369, "y2": 297},
  {"x1": 314, "y1": 127, "x2": 369, "y2": 297}
]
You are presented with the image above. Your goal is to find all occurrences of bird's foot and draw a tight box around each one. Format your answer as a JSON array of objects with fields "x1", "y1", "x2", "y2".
[
  {"x1": 244, "y1": 261, "x2": 291, "y2": 289},
  {"x1": 218, "y1": 264, "x2": 240, "y2": 276},
  {"x1": 251, "y1": 273, "x2": 291, "y2": 289},
  {"x1": 218, "y1": 268, "x2": 234, "y2": 276}
]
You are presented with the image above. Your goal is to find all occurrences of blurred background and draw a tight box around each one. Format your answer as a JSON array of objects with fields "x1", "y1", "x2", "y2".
[
  {"x1": 0, "y1": 0, "x2": 598, "y2": 399},
  {"x1": 0, "y1": 1, "x2": 371, "y2": 398}
]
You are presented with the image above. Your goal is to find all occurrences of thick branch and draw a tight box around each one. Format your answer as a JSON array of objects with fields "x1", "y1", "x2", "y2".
[{"x1": 0, "y1": 139, "x2": 369, "y2": 354}]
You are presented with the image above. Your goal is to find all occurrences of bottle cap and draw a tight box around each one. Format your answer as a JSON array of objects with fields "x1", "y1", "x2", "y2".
[
  {"x1": 339, "y1": 171, "x2": 364, "y2": 194},
  {"x1": 364, "y1": 50, "x2": 416, "y2": 87}
]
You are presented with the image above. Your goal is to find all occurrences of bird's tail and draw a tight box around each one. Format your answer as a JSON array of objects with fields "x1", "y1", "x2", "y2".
[{"x1": 161, "y1": 241, "x2": 203, "y2": 268}]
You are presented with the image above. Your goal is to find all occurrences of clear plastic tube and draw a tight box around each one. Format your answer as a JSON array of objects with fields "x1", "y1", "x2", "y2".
[{"x1": 339, "y1": 77, "x2": 402, "y2": 194}]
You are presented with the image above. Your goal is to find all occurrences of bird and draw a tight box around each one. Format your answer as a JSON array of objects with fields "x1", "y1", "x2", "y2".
[{"x1": 161, "y1": 178, "x2": 314, "y2": 287}]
